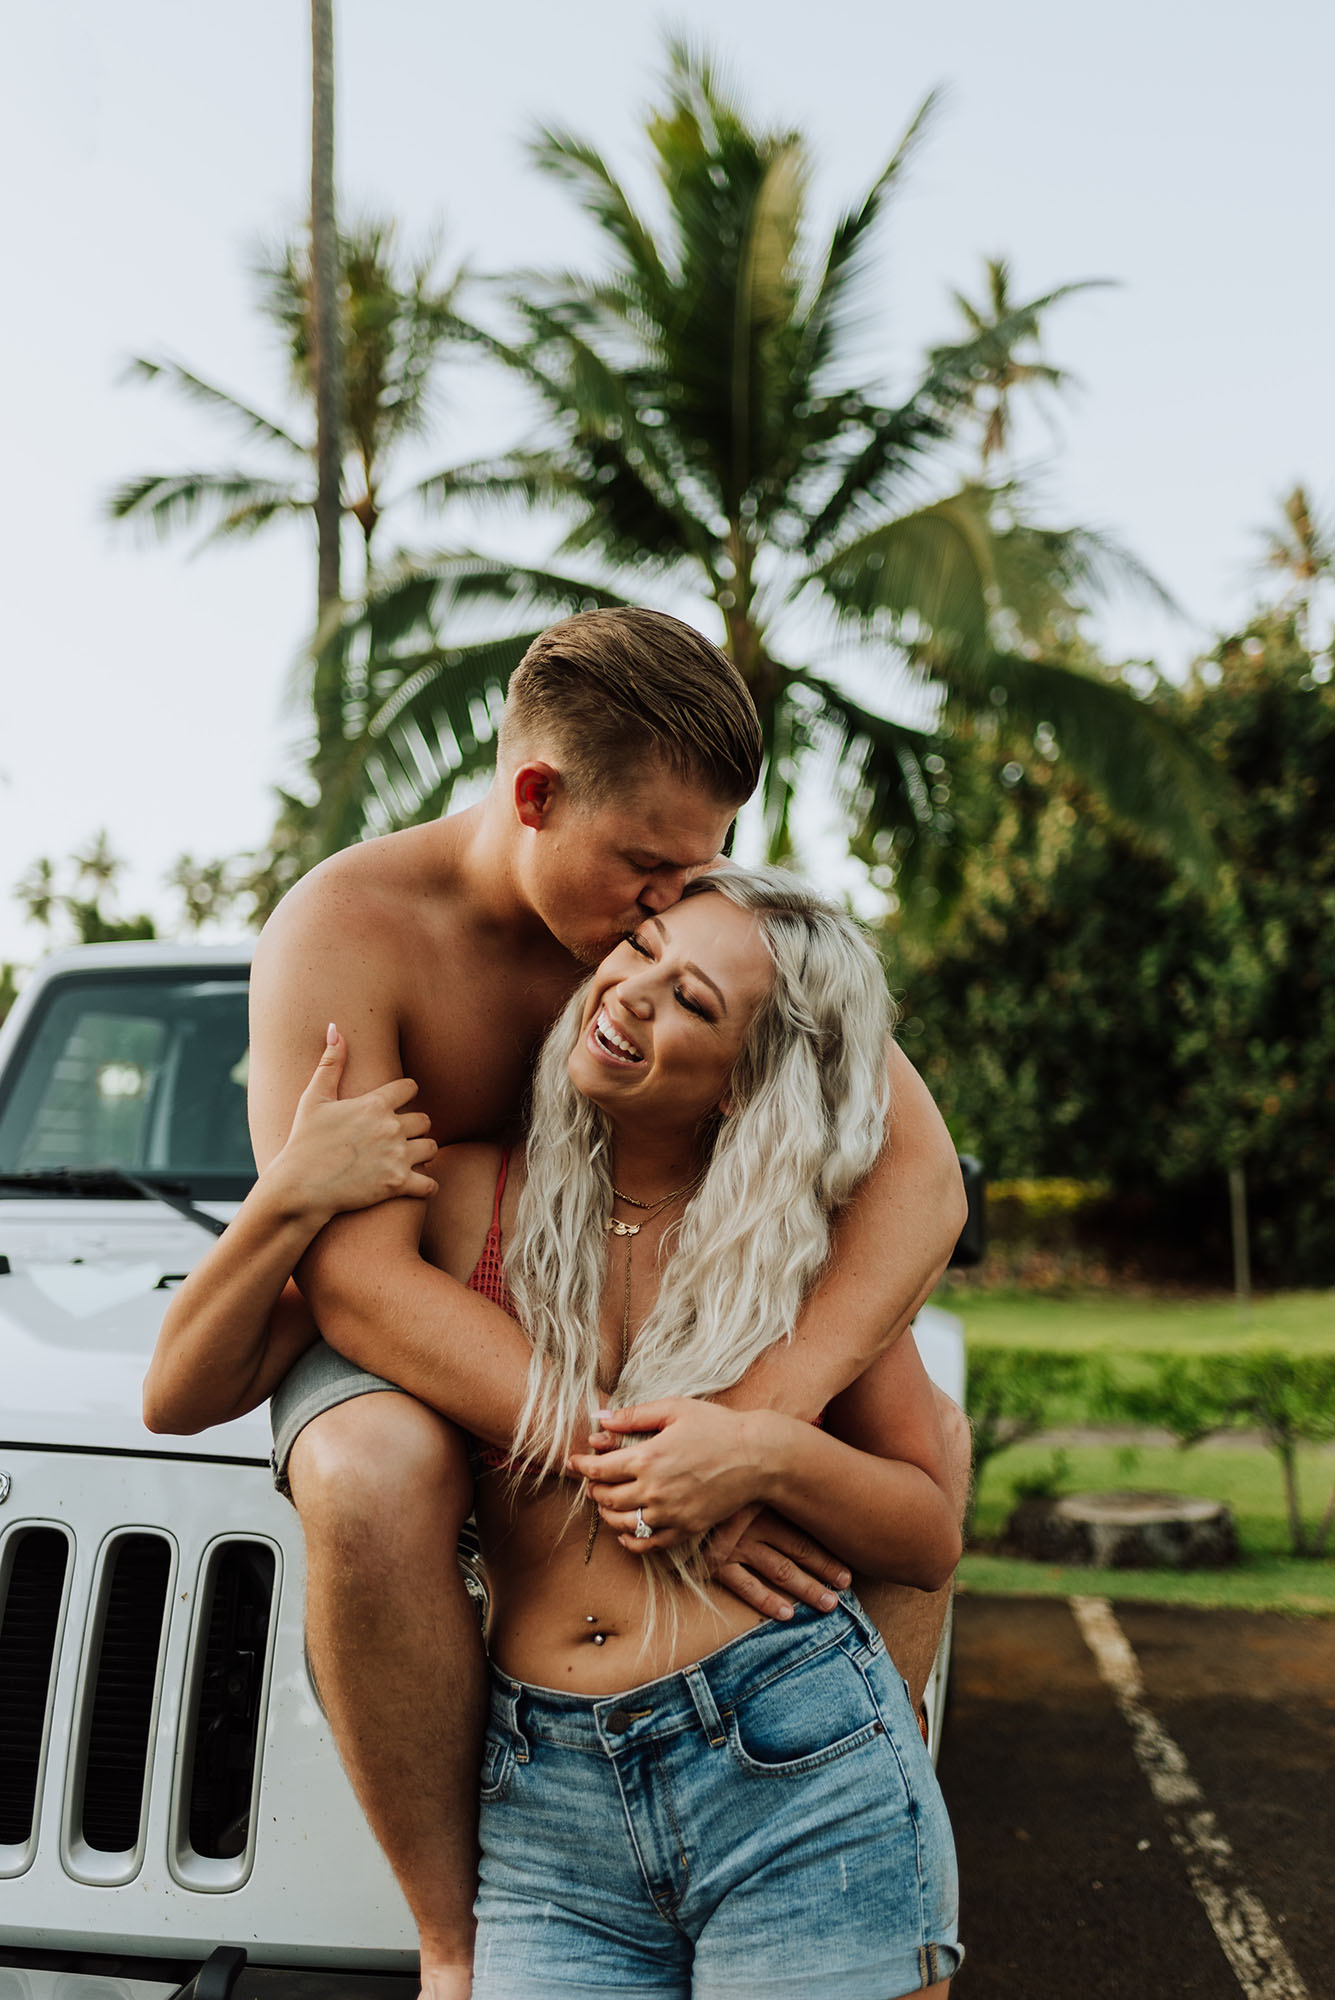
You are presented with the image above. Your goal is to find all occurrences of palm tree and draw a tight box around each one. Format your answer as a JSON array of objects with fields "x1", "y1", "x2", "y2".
[
  {"x1": 934, "y1": 255, "x2": 1101, "y2": 470},
  {"x1": 339, "y1": 42, "x2": 1216, "y2": 888},
  {"x1": 1259, "y1": 485, "x2": 1335, "y2": 639},
  {"x1": 109, "y1": 217, "x2": 465, "y2": 594},
  {"x1": 109, "y1": 218, "x2": 476, "y2": 907}
]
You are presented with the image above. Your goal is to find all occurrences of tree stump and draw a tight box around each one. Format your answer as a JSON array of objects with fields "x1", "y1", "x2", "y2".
[{"x1": 999, "y1": 1490, "x2": 1239, "y2": 1570}]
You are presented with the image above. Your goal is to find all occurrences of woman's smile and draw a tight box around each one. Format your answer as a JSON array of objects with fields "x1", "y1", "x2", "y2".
[{"x1": 588, "y1": 1006, "x2": 646, "y2": 1067}]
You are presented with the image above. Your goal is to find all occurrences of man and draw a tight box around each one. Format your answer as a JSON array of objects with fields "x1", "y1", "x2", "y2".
[{"x1": 248, "y1": 607, "x2": 969, "y2": 2000}]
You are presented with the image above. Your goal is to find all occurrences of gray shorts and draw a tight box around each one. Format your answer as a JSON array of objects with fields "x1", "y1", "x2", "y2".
[
  {"x1": 269, "y1": 1337, "x2": 403, "y2": 1498},
  {"x1": 270, "y1": 1340, "x2": 490, "y2": 1602}
]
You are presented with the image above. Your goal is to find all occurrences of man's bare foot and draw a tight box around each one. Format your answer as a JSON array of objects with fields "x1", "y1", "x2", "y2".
[{"x1": 418, "y1": 1964, "x2": 472, "y2": 2000}]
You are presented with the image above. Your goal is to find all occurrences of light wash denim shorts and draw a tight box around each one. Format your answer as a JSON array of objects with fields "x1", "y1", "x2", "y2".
[{"x1": 472, "y1": 1592, "x2": 963, "y2": 1999}]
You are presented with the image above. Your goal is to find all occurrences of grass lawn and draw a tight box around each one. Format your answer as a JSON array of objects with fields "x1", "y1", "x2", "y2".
[
  {"x1": 937, "y1": 1286, "x2": 1335, "y2": 1354},
  {"x1": 963, "y1": 1438, "x2": 1335, "y2": 1616}
]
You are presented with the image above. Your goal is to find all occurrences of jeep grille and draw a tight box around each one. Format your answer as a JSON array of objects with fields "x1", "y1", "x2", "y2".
[{"x1": 0, "y1": 1527, "x2": 71, "y2": 1850}]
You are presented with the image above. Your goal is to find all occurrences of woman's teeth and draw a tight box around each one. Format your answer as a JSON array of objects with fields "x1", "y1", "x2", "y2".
[{"x1": 595, "y1": 1010, "x2": 644, "y2": 1063}]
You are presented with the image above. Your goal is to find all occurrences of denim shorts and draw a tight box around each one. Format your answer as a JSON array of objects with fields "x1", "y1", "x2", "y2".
[{"x1": 473, "y1": 1592, "x2": 962, "y2": 1998}]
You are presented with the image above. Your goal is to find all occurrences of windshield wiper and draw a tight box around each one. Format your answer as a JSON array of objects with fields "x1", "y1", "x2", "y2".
[{"x1": 0, "y1": 1167, "x2": 229, "y2": 1238}]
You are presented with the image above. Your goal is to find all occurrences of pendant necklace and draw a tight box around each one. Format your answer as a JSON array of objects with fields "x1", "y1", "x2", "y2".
[{"x1": 582, "y1": 1170, "x2": 701, "y2": 1564}]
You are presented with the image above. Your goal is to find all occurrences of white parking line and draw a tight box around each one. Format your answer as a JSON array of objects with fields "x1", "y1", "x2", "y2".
[{"x1": 1070, "y1": 1596, "x2": 1310, "y2": 2000}]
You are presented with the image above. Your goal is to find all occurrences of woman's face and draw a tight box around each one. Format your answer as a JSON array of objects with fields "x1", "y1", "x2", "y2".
[{"x1": 568, "y1": 893, "x2": 773, "y2": 1134}]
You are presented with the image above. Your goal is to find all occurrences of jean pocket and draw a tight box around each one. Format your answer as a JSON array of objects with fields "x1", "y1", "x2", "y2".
[
  {"x1": 726, "y1": 1651, "x2": 884, "y2": 1777},
  {"x1": 479, "y1": 1724, "x2": 516, "y2": 1803}
]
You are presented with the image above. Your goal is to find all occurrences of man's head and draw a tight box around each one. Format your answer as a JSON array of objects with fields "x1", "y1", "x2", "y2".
[{"x1": 499, "y1": 607, "x2": 762, "y2": 960}]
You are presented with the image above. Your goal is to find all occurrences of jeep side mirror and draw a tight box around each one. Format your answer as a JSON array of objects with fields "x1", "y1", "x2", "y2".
[{"x1": 948, "y1": 1154, "x2": 986, "y2": 1268}]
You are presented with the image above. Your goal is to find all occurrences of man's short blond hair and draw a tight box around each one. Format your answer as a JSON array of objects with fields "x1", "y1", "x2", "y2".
[{"x1": 500, "y1": 607, "x2": 762, "y2": 805}]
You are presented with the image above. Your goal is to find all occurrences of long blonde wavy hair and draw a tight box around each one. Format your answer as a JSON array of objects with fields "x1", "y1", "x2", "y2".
[{"x1": 505, "y1": 867, "x2": 895, "y2": 1477}]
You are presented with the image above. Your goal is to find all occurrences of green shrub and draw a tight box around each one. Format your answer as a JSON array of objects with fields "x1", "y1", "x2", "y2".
[
  {"x1": 964, "y1": 1348, "x2": 1088, "y2": 1536},
  {"x1": 1102, "y1": 1350, "x2": 1335, "y2": 1556}
]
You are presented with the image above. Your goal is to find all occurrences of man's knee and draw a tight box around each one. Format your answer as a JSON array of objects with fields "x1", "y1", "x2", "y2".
[{"x1": 288, "y1": 1391, "x2": 473, "y2": 1551}]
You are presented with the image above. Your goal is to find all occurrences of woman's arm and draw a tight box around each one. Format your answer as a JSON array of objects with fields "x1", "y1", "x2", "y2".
[
  {"x1": 142, "y1": 1027, "x2": 437, "y2": 1434},
  {"x1": 570, "y1": 1335, "x2": 961, "y2": 1591}
]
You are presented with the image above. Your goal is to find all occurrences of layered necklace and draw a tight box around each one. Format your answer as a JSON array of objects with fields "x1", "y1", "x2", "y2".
[{"x1": 582, "y1": 1168, "x2": 701, "y2": 1564}]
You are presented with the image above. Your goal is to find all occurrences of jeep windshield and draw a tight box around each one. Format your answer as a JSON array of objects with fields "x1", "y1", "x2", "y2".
[{"x1": 0, "y1": 966, "x2": 256, "y2": 1200}]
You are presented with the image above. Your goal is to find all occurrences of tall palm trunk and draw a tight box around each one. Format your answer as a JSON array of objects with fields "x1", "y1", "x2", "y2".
[{"x1": 309, "y1": 0, "x2": 343, "y2": 792}]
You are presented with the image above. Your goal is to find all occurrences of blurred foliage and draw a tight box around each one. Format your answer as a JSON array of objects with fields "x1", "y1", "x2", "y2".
[
  {"x1": 899, "y1": 611, "x2": 1335, "y2": 1282},
  {"x1": 10, "y1": 837, "x2": 252, "y2": 952},
  {"x1": 1098, "y1": 1350, "x2": 1335, "y2": 1556},
  {"x1": 987, "y1": 1177, "x2": 1112, "y2": 1225},
  {"x1": 963, "y1": 1346, "x2": 1087, "y2": 1536},
  {"x1": 14, "y1": 837, "x2": 158, "y2": 949}
]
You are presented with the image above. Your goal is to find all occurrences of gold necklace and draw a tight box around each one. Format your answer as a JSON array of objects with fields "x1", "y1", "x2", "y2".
[{"x1": 582, "y1": 1173, "x2": 701, "y2": 1564}]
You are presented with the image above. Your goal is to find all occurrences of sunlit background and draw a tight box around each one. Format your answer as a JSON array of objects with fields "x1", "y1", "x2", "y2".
[{"x1": 4, "y1": 0, "x2": 1332, "y2": 964}]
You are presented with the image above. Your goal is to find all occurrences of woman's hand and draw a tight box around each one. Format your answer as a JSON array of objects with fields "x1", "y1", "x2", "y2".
[
  {"x1": 567, "y1": 1398, "x2": 777, "y2": 1548},
  {"x1": 264, "y1": 1025, "x2": 438, "y2": 1226}
]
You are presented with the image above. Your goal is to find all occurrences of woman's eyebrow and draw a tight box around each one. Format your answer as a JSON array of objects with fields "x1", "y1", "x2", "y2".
[{"x1": 645, "y1": 916, "x2": 727, "y2": 1014}]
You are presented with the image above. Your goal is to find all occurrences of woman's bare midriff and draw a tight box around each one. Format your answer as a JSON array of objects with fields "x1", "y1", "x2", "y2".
[{"x1": 476, "y1": 1468, "x2": 764, "y2": 1694}]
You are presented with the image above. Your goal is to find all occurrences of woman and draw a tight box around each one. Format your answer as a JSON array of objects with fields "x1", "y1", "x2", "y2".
[{"x1": 146, "y1": 867, "x2": 962, "y2": 1998}]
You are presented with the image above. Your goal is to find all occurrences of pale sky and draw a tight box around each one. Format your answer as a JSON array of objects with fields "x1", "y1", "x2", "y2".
[{"x1": 3, "y1": 0, "x2": 1332, "y2": 966}]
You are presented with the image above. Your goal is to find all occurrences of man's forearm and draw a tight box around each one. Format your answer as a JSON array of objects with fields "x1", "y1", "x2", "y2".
[
  {"x1": 718, "y1": 1043, "x2": 965, "y2": 1421},
  {"x1": 302, "y1": 1245, "x2": 534, "y2": 1448}
]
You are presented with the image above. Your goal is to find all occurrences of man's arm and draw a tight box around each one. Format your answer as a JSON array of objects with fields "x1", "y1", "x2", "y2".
[
  {"x1": 717, "y1": 1038, "x2": 966, "y2": 1422},
  {"x1": 248, "y1": 871, "x2": 538, "y2": 1447}
]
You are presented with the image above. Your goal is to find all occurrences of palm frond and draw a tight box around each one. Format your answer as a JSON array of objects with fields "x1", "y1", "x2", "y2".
[
  {"x1": 799, "y1": 90, "x2": 941, "y2": 375},
  {"x1": 314, "y1": 630, "x2": 545, "y2": 851},
  {"x1": 528, "y1": 129, "x2": 674, "y2": 306},
  {"x1": 795, "y1": 673, "x2": 939, "y2": 821},
  {"x1": 989, "y1": 514, "x2": 1180, "y2": 631},
  {"x1": 330, "y1": 550, "x2": 632, "y2": 663},
  {"x1": 106, "y1": 471, "x2": 309, "y2": 543},
  {"x1": 936, "y1": 651, "x2": 1223, "y2": 880},
  {"x1": 810, "y1": 493, "x2": 996, "y2": 656},
  {"x1": 124, "y1": 356, "x2": 308, "y2": 456},
  {"x1": 732, "y1": 137, "x2": 807, "y2": 497},
  {"x1": 409, "y1": 452, "x2": 585, "y2": 517}
]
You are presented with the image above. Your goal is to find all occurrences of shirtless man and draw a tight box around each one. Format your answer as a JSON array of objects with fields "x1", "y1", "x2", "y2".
[{"x1": 246, "y1": 607, "x2": 970, "y2": 2000}]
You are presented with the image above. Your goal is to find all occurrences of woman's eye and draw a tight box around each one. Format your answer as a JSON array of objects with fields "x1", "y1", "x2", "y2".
[
  {"x1": 625, "y1": 933, "x2": 652, "y2": 958},
  {"x1": 675, "y1": 988, "x2": 709, "y2": 1019}
]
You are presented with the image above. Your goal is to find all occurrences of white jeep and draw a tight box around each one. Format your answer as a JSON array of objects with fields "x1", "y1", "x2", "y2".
[{"x1": 0, "y1": 942, "x2": 965, "y2": 2000}]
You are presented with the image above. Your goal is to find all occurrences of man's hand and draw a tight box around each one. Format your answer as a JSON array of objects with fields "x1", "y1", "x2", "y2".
[
  {"x1": 707, "y1": 1508, "x2": 850, "y2": 1622},
  {"x1": 568, "y1": 1402, "x2": 851, "y2": 1621}
]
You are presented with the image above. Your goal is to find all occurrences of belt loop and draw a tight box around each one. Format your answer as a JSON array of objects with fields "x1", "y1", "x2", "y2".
[
  {"x1": 683, "y1": 1665, "x2": 726, "y2": 1748},
  {"x1": 841, "y1": 1589, "x2": 883, "y2": 1657},
  {"x1": 498, "y1": 1677, "x2": 532, "y2": 1762}
]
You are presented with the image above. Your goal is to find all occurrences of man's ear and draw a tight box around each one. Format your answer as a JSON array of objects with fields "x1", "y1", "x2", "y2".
[{"x1": 513, "y1": 761, "x2": 563, "y2": 830}]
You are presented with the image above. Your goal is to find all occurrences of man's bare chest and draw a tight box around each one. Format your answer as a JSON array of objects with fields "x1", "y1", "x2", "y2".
[{"x1": 395, "y1": 965, "x2": 578, "y2": 1144}]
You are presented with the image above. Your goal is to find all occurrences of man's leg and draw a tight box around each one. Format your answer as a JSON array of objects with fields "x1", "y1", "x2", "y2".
[
  {"x1": 288, "y1": 1391, "x2": 484, "y2": 2000},
  {"x1": 858, "y1": 1387, "x2": 972, "y2": 1714}
]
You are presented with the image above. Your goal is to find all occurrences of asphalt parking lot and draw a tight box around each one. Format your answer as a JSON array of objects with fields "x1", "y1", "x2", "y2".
[{"x1": 937, "y1": 1595, "x2": 1335, "y2": 1999}]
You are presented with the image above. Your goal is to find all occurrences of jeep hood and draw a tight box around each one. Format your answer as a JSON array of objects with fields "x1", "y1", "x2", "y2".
[{"x1": 0, "y1": 1200, "x2": 269, "y2": 1460}]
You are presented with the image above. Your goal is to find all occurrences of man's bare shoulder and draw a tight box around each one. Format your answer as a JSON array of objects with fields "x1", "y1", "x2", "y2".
[{"x1": 255, "y1": 818, "x2": 473, "y2": 965}]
